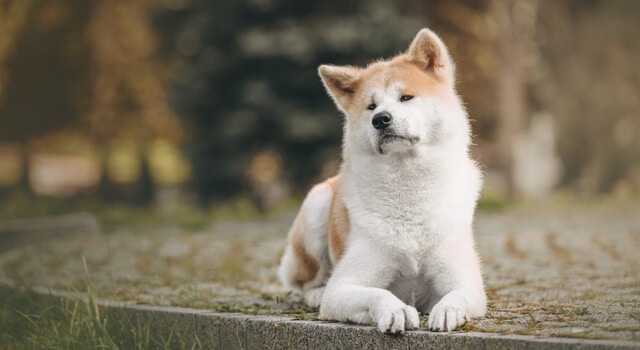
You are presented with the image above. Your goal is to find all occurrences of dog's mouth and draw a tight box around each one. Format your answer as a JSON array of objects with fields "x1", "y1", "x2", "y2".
[
  {"x1": 378, "y1": 133, "x2": 419, "y2": 145},
  {"x1": 376, "y1": 133, "x2": 420, "y2": 153}
]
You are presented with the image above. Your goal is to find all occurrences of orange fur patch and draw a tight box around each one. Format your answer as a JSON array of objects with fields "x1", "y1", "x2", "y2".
[
  {"x1": 326, "y1": 176, "x2": 350, "y2": 263},
  {"x1": 289, "y1": 214, "x2": 319, "y2": 286},
  {"x1": 343, "y1": 57, "x2": 455, "y2": 114}
]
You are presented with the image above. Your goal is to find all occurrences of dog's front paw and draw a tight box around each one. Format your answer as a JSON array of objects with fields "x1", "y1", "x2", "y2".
[
  {"x1": 375, "y1": 300, "x2": 420, "y2": 334},
  {"x1": 303, "y1": 287, "x2": 324, "y2": 308},
  {"x1": 428, "y1": 299, "x2": 467, "y2": 332}
]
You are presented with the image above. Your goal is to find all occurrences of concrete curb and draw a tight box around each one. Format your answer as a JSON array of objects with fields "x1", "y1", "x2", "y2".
[
  {"x1": 5, "y1": 283, "x2": 639, "y2": 349},
  {"x1": 99, "y1": 302, "x2": 638, "y2": 350}
]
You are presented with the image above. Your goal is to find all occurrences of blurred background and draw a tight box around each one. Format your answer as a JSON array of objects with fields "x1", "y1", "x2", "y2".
[{"x1": 1, "y1": 0, "x2": 639, "y2": 218}]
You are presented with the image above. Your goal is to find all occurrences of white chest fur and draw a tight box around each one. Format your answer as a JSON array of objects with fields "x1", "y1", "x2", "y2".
[{"x1": 342, "y1": 147, "x2": 480, "y2": 255}]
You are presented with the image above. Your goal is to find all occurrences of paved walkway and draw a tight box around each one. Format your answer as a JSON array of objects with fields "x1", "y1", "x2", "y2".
[{"x1": 1, "y1": 202, "x2": 639, "y2": 343}]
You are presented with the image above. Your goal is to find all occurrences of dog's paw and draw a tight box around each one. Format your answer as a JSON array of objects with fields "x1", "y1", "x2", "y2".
[
  {"x1": 428, "y1": 300, "x2": 467, "y2": 332},
  {"x1": 375, "y1": 301, "x2": 420, "y2": 334},
  {"x1": 303, "y1": 287, "x2": 324, "y2": 308}
]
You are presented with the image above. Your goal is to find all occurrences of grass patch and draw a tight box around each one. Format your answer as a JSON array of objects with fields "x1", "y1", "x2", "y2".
[
  {"x1": 0, "y1": 285, "x2": 210, "y2": 349},
  {"x1": 477, "y1": 193, "x2": 510, "y2": 211},
  {"x1": 0, "y1": 286, "x2": 142, "y2": 349},
  {"x1": 0, "y1": 259, "x2": 206, "y2": 350}
]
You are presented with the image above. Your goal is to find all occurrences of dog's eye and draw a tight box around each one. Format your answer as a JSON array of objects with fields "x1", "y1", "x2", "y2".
[
  {"x1": 400, "y1": 95, "x2": 414, "y2": 102},
  {"x1": 367, "y1": 103, "x2": 377, "y2": 110}
]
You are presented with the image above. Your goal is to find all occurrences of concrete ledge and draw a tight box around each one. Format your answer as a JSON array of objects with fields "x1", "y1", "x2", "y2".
[{"x1": 99, "y1": 302, "x2": 640, "y2": 350}]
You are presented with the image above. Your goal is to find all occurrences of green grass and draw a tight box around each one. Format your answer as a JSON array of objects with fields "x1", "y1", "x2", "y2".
[
  {"x1": 0, "y1": 257, "x2": 212, "y2": 349},
  {"x1": 0, "y1": 285, "x2": 214, "y2": 349},
  {"x1": 0, "y1": 279, "x2": 202, "y2": 350},
  {"x1": 1, "y1": 286, "x2": 132, "y2": 349}
]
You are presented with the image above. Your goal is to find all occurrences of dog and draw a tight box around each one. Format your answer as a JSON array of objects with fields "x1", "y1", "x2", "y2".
[{"x1": 278, "y1": 28, "x2": 486, "y2": 334}]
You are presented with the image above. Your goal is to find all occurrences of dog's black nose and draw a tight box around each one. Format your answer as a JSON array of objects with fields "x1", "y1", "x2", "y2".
[{"x1": 372, "y1": 112, "x2": 393, "y2": 130}]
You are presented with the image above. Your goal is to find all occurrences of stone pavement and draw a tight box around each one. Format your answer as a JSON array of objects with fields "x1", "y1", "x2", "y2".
[{"x1": 1, "y1": 201, "x2": 639, "y2": 346}]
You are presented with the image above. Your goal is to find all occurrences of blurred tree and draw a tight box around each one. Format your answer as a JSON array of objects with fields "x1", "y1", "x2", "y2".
[
  {"x1": 86, "y1": 0, "x2": 183, "y2": 143},
  {"x1": 0, "y1": 0, "x2": 91, "y2": 142},
  {"x1": 154, "y1": 0, "x2": 426, "y2": 205},
  {"x1": 429, "y1": 0, "x2": 640, "y2": 196},
  {"x1": 0, "y1": 0, "x2": 184, "y2": 205},
  {"x1": 430, "y1": 0, "x2": 540, "y2": 196},
  {"x1": 0, "y1": 0, "x2": 32, "y2": 196},
  {"x1": 0, "y1": 0, "x2": 91, "y2": 198},
  {"x1": 0, "y1": 0, "x2": 33, "y2": 106},
  {"x1": 491, "y1": 0, "x2": 539, "y2": 195},
  {"x1": 0, "y1": 0, "x2": 182, "y2": 144},
  {"x1": 86, "y1": 0, "x2": 186, "y2": 204},
  {"x1": 537, "y1": 0, "x2": 640, "y2": 194}
]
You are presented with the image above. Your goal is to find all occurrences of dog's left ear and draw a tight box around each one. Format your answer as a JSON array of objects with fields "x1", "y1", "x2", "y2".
[{"x1": 407, "y1": 28, "x2": 455, "y2": 83}]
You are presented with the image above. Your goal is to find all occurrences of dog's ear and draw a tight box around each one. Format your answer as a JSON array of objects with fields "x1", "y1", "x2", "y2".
[
  {"x1": 318, "y1": 65, "x2": 360, "y2": 112},
  {"x1": 407, "y1": 28, "x2": 455, "y2": 83}
]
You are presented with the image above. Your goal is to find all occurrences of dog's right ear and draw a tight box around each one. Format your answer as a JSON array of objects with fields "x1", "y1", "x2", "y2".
[{"x1": 318, "y1": 65, "x2": 360, "y2": 113}]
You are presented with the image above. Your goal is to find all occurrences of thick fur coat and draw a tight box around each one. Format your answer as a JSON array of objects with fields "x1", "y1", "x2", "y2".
[{"x1": 279, "y1": 28, "x2": 486, "y2": 334}]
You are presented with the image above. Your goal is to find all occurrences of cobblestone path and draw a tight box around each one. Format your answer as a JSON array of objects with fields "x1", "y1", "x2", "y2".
[{"x1": 1, "y1": 203, "x2": 639, "y2": 341}]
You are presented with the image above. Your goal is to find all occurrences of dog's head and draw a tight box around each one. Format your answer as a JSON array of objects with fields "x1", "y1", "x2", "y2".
[{"x1": 319, "y1": 28, "x2": 470, "y2": 156}]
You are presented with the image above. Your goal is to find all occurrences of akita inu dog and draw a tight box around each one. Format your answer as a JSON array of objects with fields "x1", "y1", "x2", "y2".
[{"x1": 279, "y1": 28, "x2": 486, "y2": 334}]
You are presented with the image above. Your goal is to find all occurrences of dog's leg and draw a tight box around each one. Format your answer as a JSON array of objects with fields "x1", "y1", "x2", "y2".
[
  {"x1": 279, "y1": 183, "x2": 333, "y2": 307},
  {"x1": 320, "y1": 237, "x2": 420, "y2": 334},
  {"x1": 427, "y1": 231, "x2": 486, "y2": 332}
]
